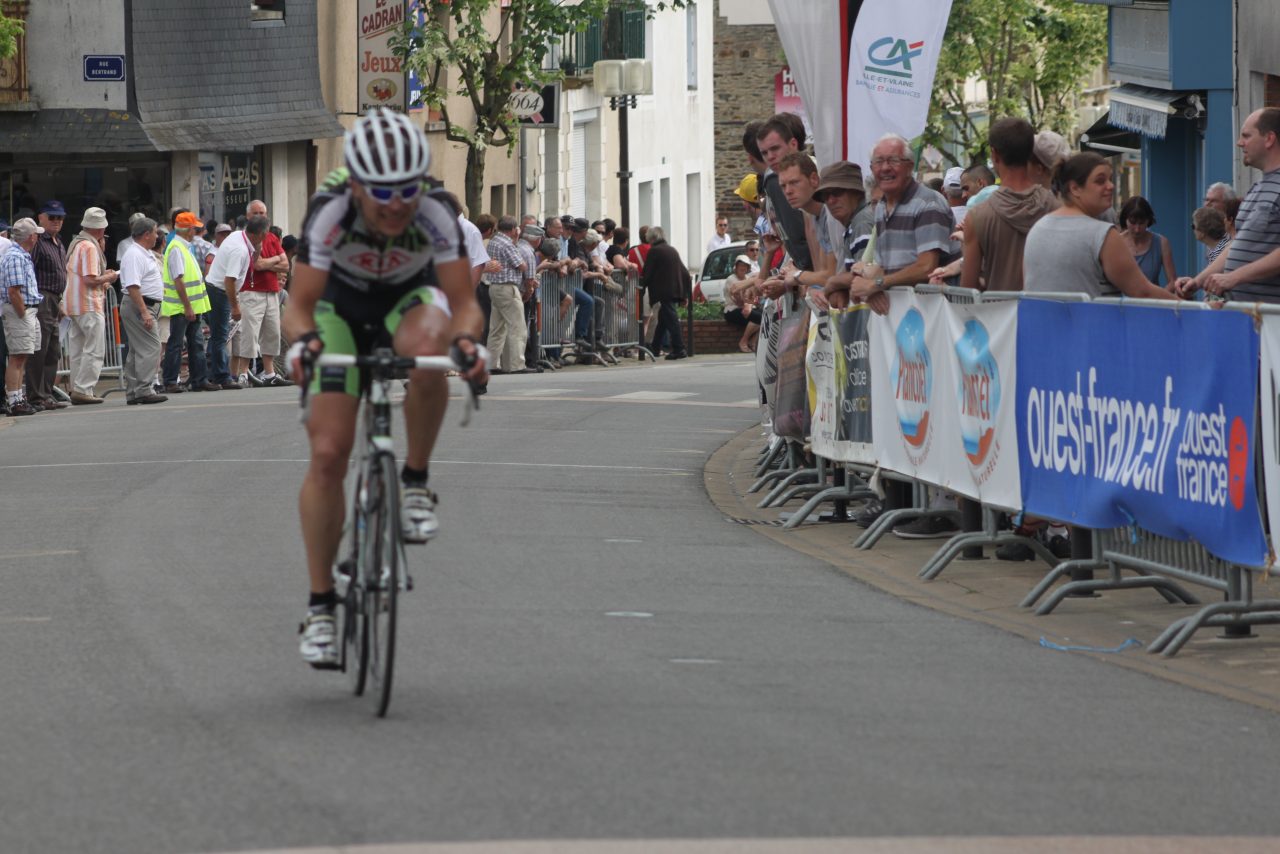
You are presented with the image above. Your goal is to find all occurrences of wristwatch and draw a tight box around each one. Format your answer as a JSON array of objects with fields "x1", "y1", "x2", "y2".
[
  {"x1": 791, "y1": 269, "x2": 803, "y2": 285},
  {"x1": 874, "y1": 276, "x2": 886, "y2": 290}
]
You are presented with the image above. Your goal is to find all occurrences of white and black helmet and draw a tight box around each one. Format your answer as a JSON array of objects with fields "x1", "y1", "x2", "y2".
[{"x1": 344, "y1": 108, "x2": 431, "y2": 185}]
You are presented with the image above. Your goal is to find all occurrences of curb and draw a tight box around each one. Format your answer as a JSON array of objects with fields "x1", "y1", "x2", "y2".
[{"x1": 704, "y1": 426, "x2": 1280, "y2": 715}]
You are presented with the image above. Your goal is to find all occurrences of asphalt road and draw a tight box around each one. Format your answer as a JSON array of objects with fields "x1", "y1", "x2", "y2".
[{"x1": 3, "y1": 355, "x2": 1280, "y2": 854}]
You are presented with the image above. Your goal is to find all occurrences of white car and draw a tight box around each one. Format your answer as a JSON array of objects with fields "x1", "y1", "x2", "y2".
[{"x1": 693, "y1": 241, "x2": 751, "y2": 304}]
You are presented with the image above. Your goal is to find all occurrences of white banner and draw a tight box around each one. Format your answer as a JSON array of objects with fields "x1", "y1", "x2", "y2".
[
  {"x1": 869, "y1": 290, "x2": 1021, "y2": 510},
  {"x1": 1259, "y1": 316, "x2": 1280, "y2": 549},
  {"x1": 846, "y1": 0, "x2": 953, "y2": 172},
  {"x1": 766, "y1": 0, "x2": 845, "y2": 166}
]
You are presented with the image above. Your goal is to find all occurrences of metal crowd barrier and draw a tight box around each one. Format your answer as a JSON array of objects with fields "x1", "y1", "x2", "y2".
[
  {"x1": 534, "y1": 268, "x2": 652, "y2": 368},
  {"x1": 55, "y1": 286, "x2": 127, "y2": 398}
]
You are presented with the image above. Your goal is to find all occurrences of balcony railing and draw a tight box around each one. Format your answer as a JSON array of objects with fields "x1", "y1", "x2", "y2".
[{"x1": 555, "y1": 5, "x2": 646, "y2": 77}]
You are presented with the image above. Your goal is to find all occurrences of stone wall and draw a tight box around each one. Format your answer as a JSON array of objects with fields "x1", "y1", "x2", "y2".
[{"x1": 712, "y1": 0, "x2": 783, "y2": 242}]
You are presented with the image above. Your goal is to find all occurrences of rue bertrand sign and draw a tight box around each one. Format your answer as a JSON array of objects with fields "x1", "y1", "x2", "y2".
[{"x1": 357, "y1": 0, "x2": 408, "y2": 113}]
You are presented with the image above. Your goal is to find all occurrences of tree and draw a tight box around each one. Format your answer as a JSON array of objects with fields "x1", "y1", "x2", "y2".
[
  {"x1": 923, "y1": 0, "x2": 1107, "y2": 168},
  {"x1": 393, "y1": 0, "x2": 683, "y2": 217},
  {"x1": 0, "y1": 13, "x2": 22, "y2": 60}
]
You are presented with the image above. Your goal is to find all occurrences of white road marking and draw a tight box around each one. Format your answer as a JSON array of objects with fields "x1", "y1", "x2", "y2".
[
  {"x1": 610, "y1": 391, "x2": 698, "y2": 400},
  {"x1": 0, "y1": 549, "x2": 80, "y2": 561},
  {"x1": 0, "y1": 616, "x2": 52, "y2": 624},
  {"x1": 205, "y1": 836, "x2": 1280, "y2": 854},
  {"x1": 503, "y1": 388, "x2": 580, "y2": 396},
  {"x1": 670, "y1": 658, "x2": 721, "y2": 664},
  {"x1": 605, "y1": 611, "x2": 654, "y2": 618},
  {"x1": 604, "y1": 538, "x2": 643, "y2": 544}
]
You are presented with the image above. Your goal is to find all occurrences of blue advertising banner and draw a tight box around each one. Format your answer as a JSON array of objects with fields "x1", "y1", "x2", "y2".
[{"x1": 1016, "y1": 301, "x2": 1267, "y2": 566}]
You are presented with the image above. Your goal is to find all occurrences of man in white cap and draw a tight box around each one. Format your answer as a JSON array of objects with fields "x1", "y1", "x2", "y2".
[
  {"x1": 943, "y1": 166, "x2": 968, "y2": 225},
  {"x1": 0, "y1": 218, "x2": 45, "y2": 416},
  {"x1": 63, "y1": 206, "x2": 119, "y2": 404}
]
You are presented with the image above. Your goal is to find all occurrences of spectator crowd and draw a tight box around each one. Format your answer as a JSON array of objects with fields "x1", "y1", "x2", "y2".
[{"x1": 725, "y1": 105, "x2": 1280, "y2": 556}]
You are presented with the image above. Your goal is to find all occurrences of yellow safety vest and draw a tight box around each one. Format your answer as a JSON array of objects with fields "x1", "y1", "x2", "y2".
[{"x1": 161, "y1": 237, "x2": 211, "y2": 317}]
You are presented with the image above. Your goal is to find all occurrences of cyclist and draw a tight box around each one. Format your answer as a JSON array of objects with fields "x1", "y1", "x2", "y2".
[{"x1": 284, "y1": 108, "x2": 488, "y2": 668}]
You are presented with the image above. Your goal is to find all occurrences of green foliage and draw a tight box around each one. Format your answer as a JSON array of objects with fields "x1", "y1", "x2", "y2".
[
  {"x1": 676, "y1": 302, "x2": 724, "y2": 321},
  {"x1": 392, "y1": 0, "x2": 685, "y2": 213},
  {"x1": 924, "y1": 0, "x2": 1107, "y2": 167},
  {"x1": 0, "y1": 14, "x2": 23, "y2": 60}
]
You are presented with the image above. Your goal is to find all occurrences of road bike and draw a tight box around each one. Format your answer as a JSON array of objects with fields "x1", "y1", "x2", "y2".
[{"x1": 300, "y1": 348, "x2": 482, "y2": 717}]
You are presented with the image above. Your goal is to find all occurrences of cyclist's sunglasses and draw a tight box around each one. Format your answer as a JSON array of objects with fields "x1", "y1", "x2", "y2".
[{"x1": 362, "y1": 181, "x2": 422, "y2": 205}]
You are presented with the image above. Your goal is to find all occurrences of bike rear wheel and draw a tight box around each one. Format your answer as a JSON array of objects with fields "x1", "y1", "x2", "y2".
[{"x1": 365, "y1": 452, "x2": 400, "y2": 717}]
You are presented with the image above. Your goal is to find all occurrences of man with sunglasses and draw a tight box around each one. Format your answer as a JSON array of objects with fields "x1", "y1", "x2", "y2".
[{"x1": 284, "y1": 108, "x2": 488, "y2": 669}]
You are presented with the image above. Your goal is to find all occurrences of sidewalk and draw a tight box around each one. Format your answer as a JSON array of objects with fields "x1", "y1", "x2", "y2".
[{"x1": 706, "y1": 427, "x2": 1280, "y2": 714}]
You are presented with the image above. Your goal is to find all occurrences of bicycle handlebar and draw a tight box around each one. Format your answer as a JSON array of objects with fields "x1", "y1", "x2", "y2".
[{"x1": 297, "y1": 345, "x2": 491, "y2": 426}]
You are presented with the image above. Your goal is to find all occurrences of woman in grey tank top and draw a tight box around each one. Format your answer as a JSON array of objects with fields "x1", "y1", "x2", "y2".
[
  {"x1": 1023, "y1": 153, "x2": 1178, "y2": 301},
  {"x1": 1120, "y1": 195, "x2": 1177, "y2": 285}
]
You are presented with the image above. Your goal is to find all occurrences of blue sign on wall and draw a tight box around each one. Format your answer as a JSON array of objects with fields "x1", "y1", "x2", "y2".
[{"x1": 83, "y1": 55, "x2": 126, "y2": 83}]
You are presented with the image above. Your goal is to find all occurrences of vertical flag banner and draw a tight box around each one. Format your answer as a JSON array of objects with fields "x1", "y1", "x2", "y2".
[
  {"x1": 1258, "y1": 315, "x2": 1280, "y2": 558},
  {"x1": 847, "y1": 0, "x2": 954, "y2": 172},
  {"x1": 1016, "y1": 301, "x2": 1267, "y2": 567},
  {"x1": 766, "y1": 0, "x2": 845, "y2": 166}
]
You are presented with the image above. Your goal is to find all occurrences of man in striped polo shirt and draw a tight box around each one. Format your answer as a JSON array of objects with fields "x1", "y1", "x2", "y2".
[{"x1": 1177, "y1": 108, "x2": 1280, "y2": 302}]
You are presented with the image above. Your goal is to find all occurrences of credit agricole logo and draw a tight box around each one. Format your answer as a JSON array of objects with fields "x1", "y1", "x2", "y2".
[{"x1": 865, "y1": 37, "x2": 925, "y2": 80}]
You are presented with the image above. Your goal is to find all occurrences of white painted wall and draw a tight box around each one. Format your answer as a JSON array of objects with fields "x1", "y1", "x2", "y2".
[
  {"x1": 529, "y1": 3, "x2": 716, "y2": 266},
  {"x1": 26, "y1": 0, "x2": 128, "y2": 110}
]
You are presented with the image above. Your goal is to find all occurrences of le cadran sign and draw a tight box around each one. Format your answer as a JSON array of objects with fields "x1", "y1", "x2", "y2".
[{"x1": 508, "y1": 83, "x2": 559, "y2": 128}]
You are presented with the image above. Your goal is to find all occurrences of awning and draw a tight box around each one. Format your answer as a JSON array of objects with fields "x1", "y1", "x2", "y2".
[
  {"x1": 138, "y1": 107, "x2": 346, "y2": 153},
  {"x1": 0, "y1": 109, "x2": 159, "y2": 153},
  {"x1": 1107, "y1": 84, "x2": 1203, "y2": 140},
  {"x1": 1079, "y1": 111, "x2": 1141, "y2": 156}
]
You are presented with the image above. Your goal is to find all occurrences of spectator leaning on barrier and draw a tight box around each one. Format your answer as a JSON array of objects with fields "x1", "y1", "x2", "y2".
[
  {"x1": 1, "y1": 218, "x2": 46, "y2": 416},
  {"x1": 772, "y1": 151, "x2": 837, "y2": 310},
  {"x1": 161, "y1": 211, "x2": 216, "y2": 394},
  {"x1": 640, "y1": 226, "x2": 691, "y2": 361},
  {"x1": 1024, "y1": 153, "x2": 1176, "y2": 301},
  {"x1": 234, "y1": 200, "x2": 289, "y2": 387},
  {"x1": 118, "y1": 217, "x2": 168, "y2": 406},
  {"x1": 841, "y1": 133, "x2": 956, "y2": 314},
  {"x1": 63, "y1": 206, "x2": 119, "y2": 404},
  {"x1": 755, "y1": 114, "x2": 813, "y2": 274},
  {"x1": 26, "y1": 201, "x2": 69, "y2": 411},
  {"x1": 606, "y1": 226, "x2": 634, "y2": 273},
  {"x1": 483, "y1": 215, "x2": 530, "y2": 374},
  {"x1": 959, "y1": 117, "x2": 1059, "y2": 293},
  {"x1": 962, "y1": 164, "x2": 997, "y2": 209},
  {"x1": 811, "y1": 161, "x2": 868, "y2": 309},
  {"x1": 1176, "y1": 108, "x2": 1280, "y2": 303}
]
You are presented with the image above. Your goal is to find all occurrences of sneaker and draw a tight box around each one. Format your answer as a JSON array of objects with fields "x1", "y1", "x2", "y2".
[
  {"x1": 892, "y1": 514, "x2": 961, "y2": 539},
  {"x1": 853, "y1": 499, "x2": 885, "y2": 529},
  {"x1": 247, "y1": 372, "x2": 266, "y2": 388},
  {"x1": 220, "y1": 380, "x2": 244, "y2": 390},
  {"x1": 401, "y1": 484, "x2": 439, "y2": 543},
  {"x1": 298, "y1": 608, "x2": 339, "y2": 669},
  {"x1": 663, "y1": 351, "x2": 688, "y2": 361},
  {"x1": 264, "y1": 375, "x2": 292, "y2": 387},
  {"x1": 1047, "y1": 534, "x2": 1072, "y2": 559},
  {"x1": 6, "y1": 400, "x2": 37, "y2": 416}
]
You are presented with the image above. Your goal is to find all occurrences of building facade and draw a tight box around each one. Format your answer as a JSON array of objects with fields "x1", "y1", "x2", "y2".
[
  {"x1": 712, "y1": 0, "x2": 782, "y2": 241},
  {"x1": 0, "y1": 0, "x2": 341, "y2": 249}
]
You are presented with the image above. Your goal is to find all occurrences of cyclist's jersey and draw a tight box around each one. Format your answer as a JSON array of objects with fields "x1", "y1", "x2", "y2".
[{"x1": 296, "y1": 186, "x2": 463, "y2": 294}]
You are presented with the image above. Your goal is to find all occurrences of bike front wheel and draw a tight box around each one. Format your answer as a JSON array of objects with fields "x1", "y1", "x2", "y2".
[{"x1": 364, "y1": 452, "x2": 400, "y2": 717}]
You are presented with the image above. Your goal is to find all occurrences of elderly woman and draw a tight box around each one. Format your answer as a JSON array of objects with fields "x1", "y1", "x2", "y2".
[
  {"x1": 1024, "y1": 153, "x2": 1177, "y2": 300},
  {"x1": 1193, "y1": 205, "x2": 1231, "y2": 264}
]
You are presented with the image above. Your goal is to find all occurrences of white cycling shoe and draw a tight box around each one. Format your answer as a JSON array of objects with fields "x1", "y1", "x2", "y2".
[
  {"x1": 401, "y1": 485, "x2": 439, "y2": 543},
  {"x1": 299, "y1": 609, "x2": 339, "y2": 669}
]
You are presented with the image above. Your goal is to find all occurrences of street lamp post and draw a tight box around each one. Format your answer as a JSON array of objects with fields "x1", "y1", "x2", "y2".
[{"x1": 594, "y1": 59, "x2": 652, "y2": 229}]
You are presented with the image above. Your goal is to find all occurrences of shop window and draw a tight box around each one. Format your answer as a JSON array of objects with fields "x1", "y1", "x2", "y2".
[{"x1": 250, "y1": 0, "x2": 285, "y2": 25}]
